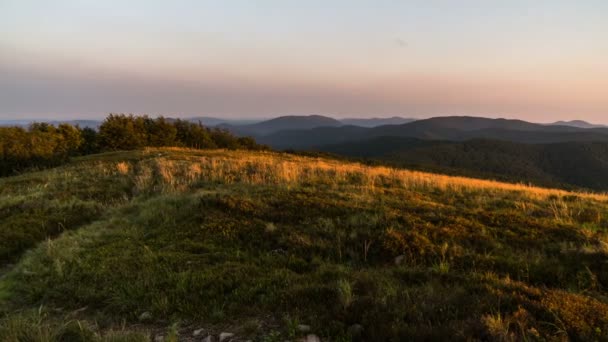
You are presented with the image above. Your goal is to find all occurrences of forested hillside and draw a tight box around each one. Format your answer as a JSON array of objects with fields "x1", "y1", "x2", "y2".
[{"x1": 256, "y1": 116, "x2": 608, "y2": 149}]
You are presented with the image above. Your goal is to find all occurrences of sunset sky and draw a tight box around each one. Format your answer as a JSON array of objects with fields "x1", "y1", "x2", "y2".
[{"x1": 1, "y1": 1, "x2": 607, "y2": 122}]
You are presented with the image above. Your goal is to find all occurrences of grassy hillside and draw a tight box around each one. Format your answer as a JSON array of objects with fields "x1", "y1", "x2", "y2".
[
  {"x1": 317, "y1": 137, "x2": 608, "y2": 191},
  {"x1": 1, "y1": 148, "x2": 608, "y2": 341}
]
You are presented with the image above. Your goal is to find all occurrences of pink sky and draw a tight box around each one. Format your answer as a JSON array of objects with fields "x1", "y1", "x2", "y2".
[{"x1": 1, "y1": 1, "x2": 607, "y2": 123}]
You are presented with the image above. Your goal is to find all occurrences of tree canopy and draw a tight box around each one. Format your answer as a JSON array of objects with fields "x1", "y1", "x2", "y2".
[{"x1": 0, "y1": 113, "x2": 267, "y2": 176}]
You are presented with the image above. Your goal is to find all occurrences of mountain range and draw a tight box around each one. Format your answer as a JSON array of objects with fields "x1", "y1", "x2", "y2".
[
  {"x1": 0, "y1": 117, "x2": 260, "y2": 128},
  {"x1": 0, "y1": 119, "x2": 102, "y2": 128},
  {"x1": 550, "y1": 120, "x2": 607, "y2": 129},
  {"x1": 217, "y1": 115, "x2": 343, "y2": 136},
  {"x1": 0, "y1": 115, "x2": 419, "y2": 131},
  {"x1": 254, "y1": 116, "x2": 608, "y2": 149}
]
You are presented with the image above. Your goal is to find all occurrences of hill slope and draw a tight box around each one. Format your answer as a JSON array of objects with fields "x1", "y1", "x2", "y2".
[
  {"x1": 1, "y1": 148, "x2": 608, "y2": 341},
  {"x1": 317, "y1": 138, "x2": 608, "y2": 191}
]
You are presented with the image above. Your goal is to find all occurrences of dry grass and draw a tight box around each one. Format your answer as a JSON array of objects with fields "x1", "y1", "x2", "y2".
[
  {"x1": 3, "y1": 147, "x2": 608, "y2": 341},
  {"x1": 113, "y1": 147, "x2": 607, "y2": 203},
  {"x1": 116, "y1": 162, "x2": 130, "y2": 175}
]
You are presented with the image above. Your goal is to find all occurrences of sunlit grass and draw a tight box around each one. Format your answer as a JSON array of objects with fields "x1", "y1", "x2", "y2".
[
  {"x1": 1, "y1": 147, "x2": 607, "y2": 340},
  {"x1": 117, "y1": 147, "x2": 607, "y2": 203}
]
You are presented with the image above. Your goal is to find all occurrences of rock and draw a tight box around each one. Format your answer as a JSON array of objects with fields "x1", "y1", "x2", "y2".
[
  {"x1": 219, "y1": 332, "x2": 235, "y2": 342},
  {"x1": 394, "y1": 255, "x2": 405, "y2": 265},
  {"x1": 138, "y1": 311, "x2": 152, "y2": 322},
  {"x1": 193, "y1": 328, "x2": 205, "y2": 337},
  {"x1": 154, "y1": 334, "x2": 164, "y2": 342},
  {"x1": 299, "y1": 334, "x2": 321, "y2": 342},
  {"x1": 297, "y1": 324, "x2": 311, "y2": 333},
  {"x1": 347, "y1": 324, "x2": 364, "y2": 338},
  {"x1": 202, "y1": 336, "x2": 214, "y2": 342}
]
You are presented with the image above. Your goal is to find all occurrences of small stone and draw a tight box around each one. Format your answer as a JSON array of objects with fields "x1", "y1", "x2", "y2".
[
  {"x1": 193, "y1": 328, "x2": 205, "y2": 336},
  {"x1": 154, "y1": 334, "x2": 164, "y2": 342},
  {"x1": 202, "y1": 336, "x2": 214, "y2": 342},
  {"x1": 394, "y1": 255, "x2": 405, "y2": 265},
  {"x1": 219, "y1": 332, "x2": 235, "y2": 342},
  {"x1": 138, "y1": 311, "x2": 152, "y2": 322},
  {"x1": 297, "y1": 324, "x2": 311, "y2": 333}
]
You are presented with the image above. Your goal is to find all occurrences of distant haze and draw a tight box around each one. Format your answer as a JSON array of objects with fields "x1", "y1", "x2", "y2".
[{"x1": 1, "y1": 1, "x2": 607, "y2": 122}]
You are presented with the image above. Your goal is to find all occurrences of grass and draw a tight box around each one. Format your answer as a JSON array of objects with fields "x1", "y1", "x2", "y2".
[
  {"x1": 1, "y1": 147, "x2": 608, "y2": 340},
  {"x1": 0, "y1": 307, "x2": 148, "y2": 342}
]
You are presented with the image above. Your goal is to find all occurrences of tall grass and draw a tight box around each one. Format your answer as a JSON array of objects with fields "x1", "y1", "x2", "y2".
[
  {"x1": 113, "y1": 148, "x2": 608, "y2": 203},
  {"x1": 2, "y1": 147, "x2": 607, "y2": 340}
]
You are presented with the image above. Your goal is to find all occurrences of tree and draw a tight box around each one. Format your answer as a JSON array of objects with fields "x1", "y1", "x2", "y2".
[
  {"x1": 174, "y1": 120, "x2": 215, "y2": 149},
  {"x1": 79, "y1": 127, "x2": 100, "y2": 155},
  {"x1": 98, "y1": 114, "x2": 146, "y2": 150},
  {"x1": 56, "y1": 124, "x2": 83, "y2": 156},
  {"x1": 0, "y1": 114, "x2": 266, "y2": 177},
  {"x1": 210, "y1": 128, "x2": 241, "y2": 149},
  {"x1": 145, "y1": 116, "x2": 177, "y2": 147}
]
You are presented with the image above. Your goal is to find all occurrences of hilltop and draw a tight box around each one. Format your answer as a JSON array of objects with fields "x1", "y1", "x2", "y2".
[
  {"x1": 220, "y1": 115, "x2": 342, "y2": 136},
  {"x1": 551, "y1": 120, "x2": 607, "y2": 129},
  {"x1": 1, "y1": 147, "x2": 607, "y2": 341}
]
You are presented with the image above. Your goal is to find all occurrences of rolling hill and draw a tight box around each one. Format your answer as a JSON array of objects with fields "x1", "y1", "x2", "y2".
[
  {"x1": 220, "y1": 115, "x2": 342, "y2": 136},
  {"x1": 211, "y1": 115, "x2": 416, "y2": 135},
  {"x1": 1, "y1": 148, "x2": 608, "y2": 341},
  {"x1": 339, "y1": 117, "x2": 416, "y2": 127},
  {"x1": 551, "y1": 120, "x2": 608, "y2": 129}
]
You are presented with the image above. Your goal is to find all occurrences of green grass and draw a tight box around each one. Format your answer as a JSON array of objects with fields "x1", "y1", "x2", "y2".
[{"x1": 1, "y1": 147, "x2": 608, "y2": 340}]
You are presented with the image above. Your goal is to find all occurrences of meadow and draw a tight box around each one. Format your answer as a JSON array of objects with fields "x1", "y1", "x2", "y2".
[{"x1": 1, "y1": 147, "x2": 607, "y2": 341}]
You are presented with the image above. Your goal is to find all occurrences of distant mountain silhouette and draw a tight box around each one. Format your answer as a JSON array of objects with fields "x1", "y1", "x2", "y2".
[
  {"x1": 339, "y1": 117, "x2": 416, "y2": 127},
  {"x1": 550, "y1": 120, "x2": 607, "y2": 129},
  {"x1": 315, "y1": 137, "x2": 608, "y2": 191},
  {"x1": 258, "y1": 116, "x2": 608, "y2": 149},
  {"x1": 0, "y1": 117, "x2": 265, "y2": 129},
  {"x1": 185, "y1": 117, "x2": 263, "y2": 127},
  {"x1": 220, "y1": 115, "x2": 342, "y2": 136},
  {"x1": 0, "y1": 119, "x2": 101, "y2": 128}
]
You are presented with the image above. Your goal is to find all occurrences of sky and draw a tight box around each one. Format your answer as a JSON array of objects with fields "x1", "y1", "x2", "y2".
[{"x1": 1, "y1": 0, "x2": 607, "y2": 123}]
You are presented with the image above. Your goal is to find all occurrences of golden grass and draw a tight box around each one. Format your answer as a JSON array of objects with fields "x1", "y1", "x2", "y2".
[
  {"x1": 114, "y1": 147, "x2": 608, "y2": 203},
  {"x1": 115, "y1": 162, "x2": 130, "y2": 175}
]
